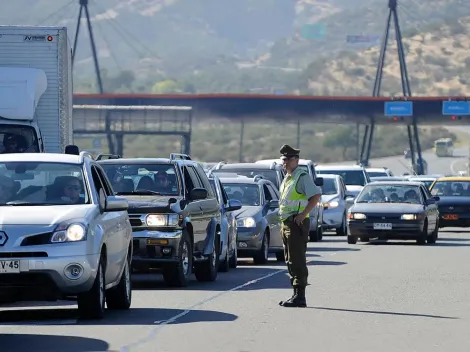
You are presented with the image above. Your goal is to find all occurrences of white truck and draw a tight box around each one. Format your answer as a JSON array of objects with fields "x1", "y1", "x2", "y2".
[{"x1": 0, "y1": 26, "x2": 73, "y2": 154}]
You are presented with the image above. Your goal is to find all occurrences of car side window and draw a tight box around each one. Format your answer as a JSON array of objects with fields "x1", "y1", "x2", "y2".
[
  {"x1": 219, "y1": 180, "x2": 229, "y2": 205},
  {"x1": 267, "y1": 184, "x2": 279, "y2": 200},
  {"x1": 95, "y1": 165, "x2": 113, "y2": 196},
  {"x1": 182, "y1": 166, "x2": 196, "y2": 197},
  {"x1": 419, "y1": 186, "x2": 429, "y2": 200},
  {"x1": 187, "y1": 166, "x2": 203, "y2": 188},
  {"x1": 194, "y1": 164, "x2": 215, "y2": 198},
  {"x1": 91, "y1": 165, "x2": 106, "y2": 196},
  {"x1": 263, "y1": 185, "x2": 272, "y2": 201}
]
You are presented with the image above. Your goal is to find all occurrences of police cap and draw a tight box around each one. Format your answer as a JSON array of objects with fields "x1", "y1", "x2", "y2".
[{"x1": 279, "y1": 144, "x2": 300, "y2": 159}]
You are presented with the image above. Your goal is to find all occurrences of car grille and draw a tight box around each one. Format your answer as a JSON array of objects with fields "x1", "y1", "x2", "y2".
[
  {"x1": 129, "y1": 215, "x2": 145, "y2": 228},
  {"x1": 20, "y1": 232, "x2": 53, "y2": 246},
  {"x1": 0, "y1": 252, "x2": 48, "y2": 258},
  {"x1": 367, "y1": 215, "x2": 401, "y2": 220}
]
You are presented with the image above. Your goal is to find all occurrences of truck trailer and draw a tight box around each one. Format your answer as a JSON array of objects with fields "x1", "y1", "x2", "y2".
[{"x1": 0, "y1": 25, "x2": 73, "y2": 153}]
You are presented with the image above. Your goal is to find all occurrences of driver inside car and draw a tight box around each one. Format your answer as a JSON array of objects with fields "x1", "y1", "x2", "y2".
[{"x1": 0, "y1": 175, "x2": 15, "y2": 203}]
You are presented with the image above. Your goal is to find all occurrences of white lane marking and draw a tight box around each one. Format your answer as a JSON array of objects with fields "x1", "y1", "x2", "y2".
[{"x1": 119, "y1": 252, "x2": 338, "y2": 352}]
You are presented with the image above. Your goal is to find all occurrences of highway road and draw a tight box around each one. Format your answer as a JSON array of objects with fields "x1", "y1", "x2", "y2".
[{"x1": 1, "y1": 147, "x2": 469, "y2": 352}]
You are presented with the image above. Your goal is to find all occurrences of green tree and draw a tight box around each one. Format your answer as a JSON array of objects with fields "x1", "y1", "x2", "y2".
[
  {"x1": 323, "y1": 126, "x2": 357, "y2": 159},
  {"x1": 151, "y1": 80, "x2": 180, "y2": 93}
]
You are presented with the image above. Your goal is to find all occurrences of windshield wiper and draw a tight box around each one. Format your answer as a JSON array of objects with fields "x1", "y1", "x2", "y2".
[
  {"x1": 116, "y1": 189, "x2": 162, "y2": 195},
  {"x1": 5, "y1": 201, "x2": 53, "y2": 206}
]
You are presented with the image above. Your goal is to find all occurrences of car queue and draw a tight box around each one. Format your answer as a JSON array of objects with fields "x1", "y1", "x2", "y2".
[{"x1": 0, "y1": 149, "x2": 467, "y2": 319}]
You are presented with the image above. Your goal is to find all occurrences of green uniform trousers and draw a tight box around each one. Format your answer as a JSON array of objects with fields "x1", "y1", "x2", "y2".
[{"x1": 281, "y1": 215, "x2": 310, "y2": 287}]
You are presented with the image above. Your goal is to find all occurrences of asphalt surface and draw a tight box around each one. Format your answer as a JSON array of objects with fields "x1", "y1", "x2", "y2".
[{"x1": 1, "y1": 146, "x2": 470, "y2": 352}]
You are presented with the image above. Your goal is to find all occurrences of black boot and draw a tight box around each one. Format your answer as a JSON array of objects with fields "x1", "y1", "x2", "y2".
[
  {"x1": 280, "y1": 286, "x2": 307, "y2": 308},
  {"x1": 279, "y1": 287, "x2": 297, "y2": 306}
]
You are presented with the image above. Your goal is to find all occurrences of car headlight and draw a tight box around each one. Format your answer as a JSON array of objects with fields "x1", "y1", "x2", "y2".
[
  {"x1": 324, "y1": 200, "x2": 339, "y2": 208},
  {"x1": 236, "y1": 217, "x2": 256, "y2": 228},
  {"x1": 401, "y1": 214, "x2": 417, "y2": 220},
  {"x1": 146, "y1": 214, "x2": 179, "y2": 227},
  {"x1": 51, "y1": 222, "x2": 87, "y2": 243},
  {"x1": 348, "y1": 213, "x2": 366, "y2": 220}
]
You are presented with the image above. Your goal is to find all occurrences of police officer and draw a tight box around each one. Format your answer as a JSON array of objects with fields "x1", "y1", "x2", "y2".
[{"x1": 278, "y1": 144, "x2": 321, "y2": 308}]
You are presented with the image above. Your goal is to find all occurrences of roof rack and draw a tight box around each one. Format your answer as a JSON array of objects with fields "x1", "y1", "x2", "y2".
[
  {"x1": 253, "y1": 174, "x2": 265, "y2": 182},
  {"x1": 170, "y1": 153, "x2": 191, "y2": 160},
  {"x1": 79, "y1": 151, "x2": 94, "y2": 163},
  {"x1": 214, "y1": 161, "x2": 226, "y2": 170},
  {"x1": 96, "y1": 153, "x2": 121, "y2": 161}
]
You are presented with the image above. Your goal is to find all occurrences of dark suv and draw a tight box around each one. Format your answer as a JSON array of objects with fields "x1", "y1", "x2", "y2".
[
  {"x1": 97, "y1": 153, "x2": 221, "y2": 287},
  {"x1": 209, "y1": 162, "x2": 286, "y2": 189}
]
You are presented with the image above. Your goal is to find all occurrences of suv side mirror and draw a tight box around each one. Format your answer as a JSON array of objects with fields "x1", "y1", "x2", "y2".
[
  {"x1": 190, "y1": 188, "x2": 208, "y2": 200},
  {"x1": 345, "y1": 197, "x2": 355, "y2": 205},
  {"x1": 425, "y1": 198, "x2": 435, "y2": 205},
  {"x1": 268, "y1": 199, "x2": 279, "y2": 209},
  {"x1": 104, "y1": 195, "x2": 128, "y2": 212},
  {"x1": 314, "y1": 177, "x2": 323, "y2": 186},
  {"x1": 226, "y1": 199, "x2": 242, "y2": 212},
  {"x1": 433, "y1": 196, "x2": 440, "y2": 202}
]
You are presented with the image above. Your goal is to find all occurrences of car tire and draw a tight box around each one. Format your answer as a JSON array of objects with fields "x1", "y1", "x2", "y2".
[
  {"x1": 194, "y1": 233, "x2": 219, "y2": 282},
  {"x1": 347, "y1": 235, "x2": 357, "y2": 244},
  {"x1": 275, "y1": 251, "x2": 284, "y2": 262},
  {"x1": 253, "y1": 231, "x2": 269, "y2": 265},
  {"x1": 309, "y1": 218, "x2": 322, "y2": 242},
  {"x1": 229, "y1": 246, "x2": 238, "y2": 269},
  {"x1": 77, "y1": 256, "x2": 106, "y2": 320},
  {"x1": 218, "y1": 242, "x2": 230, "y2": 273},
  {"x1": 416, "y1": 220, "x2": 428, "y2": 245},
  {"x1": 427, "y1": 221, "x2": 438, "y2": 244},
  {"x1": 163, "y1": 230, "x2": 192, "y2": 287},
  {"x1": 106, "y1": 256, "x2": 132, "y2": 310},
  {"x1": 336, "y1": 215, "x2": 347, "y2": 236}
]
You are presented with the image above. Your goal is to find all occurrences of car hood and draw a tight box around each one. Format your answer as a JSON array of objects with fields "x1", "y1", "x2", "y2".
[
  {"x1": 234, "y1": 206, "x2": 260, "y2": 219},
  {"x1": 321, "y1": 194, "x2": 340, "y2": 203},
  {"x1": 351, "y1": 202, "x2": 424, "y2": 214},
  {"x1": 436, "y1": 196, "x2": 470, "y2": 206},
  {"x1": 346, "y1": 185, "x2": 363, "y2": 195},
  {"x1": 125, "y1": 195, "x2": 182, "y2": 214},
  {"x1": 0, "y1": 205, "x2": 95, "y2": 225}
]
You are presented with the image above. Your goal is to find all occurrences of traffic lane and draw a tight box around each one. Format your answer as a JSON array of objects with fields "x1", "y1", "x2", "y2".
[
  {"x1": 0, "y1": 240, "x2": 351, "y2": 351},
  {"x1": 141, "y1": 230, "x2": 470, "y2": 352}
]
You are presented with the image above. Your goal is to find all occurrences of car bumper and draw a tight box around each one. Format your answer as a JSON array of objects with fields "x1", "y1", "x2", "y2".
[
  {"x1": 0, "y1": 253, "x2": 100, "y2": 300},
  {"x1": 438, "y1": 213, "x2": 470, "y2": 228},
  {"x1": 236, "y1": 227, "x2": 263, "y2": 256},
  {"x1": 348, "y1": 220, "x2": 423, "y2": 239},
  {"x1": 322, "y1": 207, "x2": 344, "y2": 229},
  {"x1": 132, "y1": 229, "x2": 183, "y2": 267}
]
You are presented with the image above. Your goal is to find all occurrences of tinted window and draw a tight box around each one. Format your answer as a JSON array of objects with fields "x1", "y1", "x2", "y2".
[
  {"x1": 430, "y1": 181, "x2": 470, "y2": 197},
  {"x1": 317, "y1": 169, "x2": 366, "y2": 186},
  {"x1": 221, "y1": 183, "x2": 260, "y2": 206},
  {"x1": 356, "y1": 184, "x2": 422, "y2": 204},
  {"x1": 0, "y1": 125, "x2": 40, "y2": 153},
  {"x1": 367, "y1": 171, "x2": 388, "y2": 177},
  {"x1": 0, "y1": 161, "x2": 88, "y2": 205},
  {"x1": 321, "y1": 178, "x2": 338, "y2": 195},
  {"x1": 100, "y1": 163, "x2": 179, "y2": 195}
]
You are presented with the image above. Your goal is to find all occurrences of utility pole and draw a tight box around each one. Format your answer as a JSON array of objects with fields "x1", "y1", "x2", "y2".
[
  {"x1": 359, "y1": 0, "x2": 424, "y2": 174},
  {"x1": 72, "y1": 0, "x2": 115, "y2": 154}
]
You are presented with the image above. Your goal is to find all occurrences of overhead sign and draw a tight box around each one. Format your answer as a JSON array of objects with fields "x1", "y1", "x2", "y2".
[
  {"x1": 384, "y1": 101, "x2": 413, "y2": 116},
  {"x1": 442, "y1": 101, "x2": 470, "y2": 115}
]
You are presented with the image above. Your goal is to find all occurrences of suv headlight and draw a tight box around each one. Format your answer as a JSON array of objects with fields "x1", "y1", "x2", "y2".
[
  {"x1": 236, "y1": 217, "x2": 256, "y2": 228},
  {"x1": 51, "y1": 222, "x2": 87, "y2": 243},
  {"x1": 324, "y1": 200, "x2": 339, "y2": 208},
  {"x1": 146, "y1": 214, "x2": 179, "y2": 227},
  {"x1": 348, "y1": 213, "x2": 366, "y2": 220}
]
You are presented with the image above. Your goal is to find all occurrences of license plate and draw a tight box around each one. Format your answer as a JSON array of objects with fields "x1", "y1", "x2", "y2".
[
  {"x1": 443, "y1": 214, "x2": 458, "y2": 220},
  {"x1": 0, "y1": 260, "x2": 20, "y2": 273},
  {"x1": 373, "y1": 223, "x2": 392, "y2": 230}
]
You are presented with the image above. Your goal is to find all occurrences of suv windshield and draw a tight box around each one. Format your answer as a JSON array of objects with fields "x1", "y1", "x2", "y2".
[
  {"x1": 0, "y1": 162, "x2": 88, "y2": 205},
  {"x1": 101, "y1": 163, "x2": 180, "y2": 196},
  {"x1": 214, "y1": 169, "x2": 278, "y2": 187},
  {"x1": 318, "y1": 169, "x2": 366, "y2": 186},
  {"x1": 0, "y1": 125, "x2": 39, "y2": 153},
  {"x1": 321, "y1": 178, "x2": 338, "y2": 195}
]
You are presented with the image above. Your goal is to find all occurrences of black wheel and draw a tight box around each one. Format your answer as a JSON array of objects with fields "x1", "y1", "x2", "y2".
[
  {"x1": 77, "y1": 256, "x2": 106, "y2": 320},
  {"x1": 359, "y1": 237, "x2": 369, "y2": 242},
  {"x1": 163, "y1": 231, "x2": 192, "y2": 287},
  {"x1": 417, "y1": 220, "x2": 428, "y2": 245},
  {"x1": 347, "y1": 235, "x2": 358, "y2": 244},
  {"x1": 229, "y1": 246, "x2": 238, "y2": 269},
  {"x1": 275, "y1": 251, "x2": 284, "y2": 262},
  {"x1": 253, "y1": 231, "x2": 269, "y2": 265},
  {"x1": 427, "y1": 221, "x2": 438, "y2": 244},
  {"x1": 106, "y1": 256, "x2": 132, "y2": 310},
  {"x1": 218, "y1": 241, "x2": 230, "y2": 273},
  {"x1": 336, "y1": 215, "x2": 347, "y2": 236},
  {"x1": 194, "y1": 233, "x2": 219, "y2": 282}
]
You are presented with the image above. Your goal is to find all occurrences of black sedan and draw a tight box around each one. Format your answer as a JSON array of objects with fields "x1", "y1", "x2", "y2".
[
  {"x1": 429, "y1": 177, "x2": 470, "y2": 228},
  {"x1": 346, "y1": 181, "x2": 440, "y2": 245}
]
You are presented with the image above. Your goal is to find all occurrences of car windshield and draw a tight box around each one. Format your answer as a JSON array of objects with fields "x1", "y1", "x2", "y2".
[
  {"x1": 221, "y1": 183, "x2": 260, "y2": 206},
  {"x1": 100, "y1": 163, "x2": 180, "y2": 196},
  {"x1": 430, "y1": 181, "x2": 470, "y2": 197},
  {"x1": 0, "y1": 162, "x2": 88, "y2": 205},
  {"x1": 356, "y1": 184, "x2": 422, "y2": 204},
  {"x1": 321, "y1": 178, "x2": 338, "y2": 195},
  {"x1": 317, "y1": 169, "x2": 366, "y2": 186},
  {"x1": 214, "y1": 169, "x2": 278, "y2": 187},
  {"x1": 0, "y1": 125, "x2": 40, "y2": 154},
  {"x1": 367, "y1": 171, "x2": 388, "y2": 177}
]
